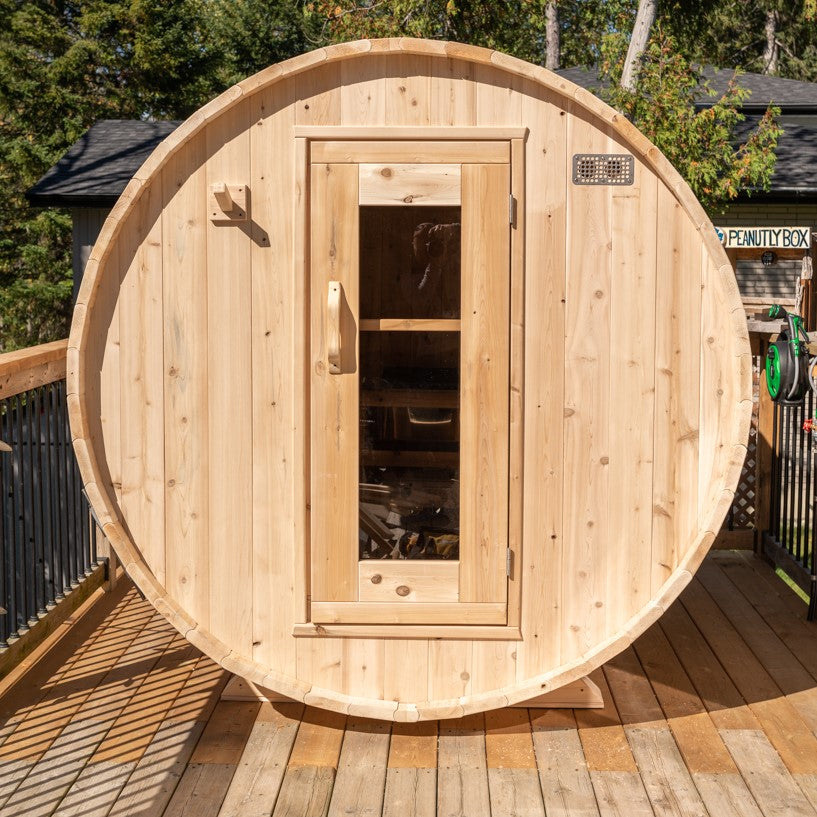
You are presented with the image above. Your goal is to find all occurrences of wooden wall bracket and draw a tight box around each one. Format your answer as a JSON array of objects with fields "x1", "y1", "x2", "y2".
[{"x1": 208, "y1": 182, "x2": 248, "y2": 222}]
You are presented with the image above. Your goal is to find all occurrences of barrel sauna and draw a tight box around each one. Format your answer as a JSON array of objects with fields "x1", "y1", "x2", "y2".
[{"x1": 68, "y1": 39, "x2": 751, "y2": 720}]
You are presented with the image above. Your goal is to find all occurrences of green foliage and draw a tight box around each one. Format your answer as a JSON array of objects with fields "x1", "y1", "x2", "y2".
[
  {"x1": 603, "y1": 29, "x2": 782, "y2": 214},
  {"x1": 0, "y1": 0, "x2": 312, "y2": 352},
  {"x1": 308, "y1": 0, "x2": 545, "y2": 60},
  {"x1": 662, "y1": 0, "x2": 817, "y2": 82},
  {"x1": 210, "y1": 0, "x2": 319, "y2": 87}
]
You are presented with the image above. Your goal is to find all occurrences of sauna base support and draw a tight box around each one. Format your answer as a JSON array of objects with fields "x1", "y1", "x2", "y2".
[{"x1": 220, "y1": 674, "x2": 604, "y2": 709}]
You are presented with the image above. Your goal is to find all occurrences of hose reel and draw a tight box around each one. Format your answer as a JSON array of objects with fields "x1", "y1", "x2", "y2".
[{"x1": 764, "y1": 305, "x2": 813, "y2": 405}]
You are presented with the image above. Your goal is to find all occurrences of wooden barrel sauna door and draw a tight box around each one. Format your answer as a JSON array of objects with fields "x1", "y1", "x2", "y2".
[{"x1": 309, "y1": 137, "x2": 516, "y2": 630}]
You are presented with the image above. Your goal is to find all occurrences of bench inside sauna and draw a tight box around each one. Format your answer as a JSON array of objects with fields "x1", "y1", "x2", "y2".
[{"x1": 69, "y1": 39, "x2": 751, "y2": 720}]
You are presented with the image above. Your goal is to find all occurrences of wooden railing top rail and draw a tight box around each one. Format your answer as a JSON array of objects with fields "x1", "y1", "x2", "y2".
[{"x1": 0, "y1": 339, "x2": 68, "y2": 400}]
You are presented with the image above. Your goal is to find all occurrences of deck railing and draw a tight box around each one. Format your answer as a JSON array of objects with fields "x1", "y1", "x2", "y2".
[
  {"x1": 0, "y1": 340, "x2": 108, "y2": 662},
  {"x1": 763, "y1": 387, "x2": 817, "y2": 619}
]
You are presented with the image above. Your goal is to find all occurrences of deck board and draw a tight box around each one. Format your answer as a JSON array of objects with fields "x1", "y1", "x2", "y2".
[{"x1": 0, "y1": 551, "x2": 816, "y2": 817}]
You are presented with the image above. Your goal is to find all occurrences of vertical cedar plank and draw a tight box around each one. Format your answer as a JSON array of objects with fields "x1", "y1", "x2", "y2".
[
  {"x1": 561, "y1": 107, "x2": 611, "y2": 660},
  {"x1": 162, "y1": 133, "x2": 210, "y2": 626},
  {"x1": 250, "y1": 85, "x2": 299, "y2": 675},
  {"x1": 606, "y1": 160, "x2": 658, "y2": 630},
  {"x1": 310, "y1": 163, "x2": 359, "y2": 602},
  {"x1": 474, "y1": 64, "x2": 522, "y2": 125},
  {"x1": 459, "y1": 163, "x2": 510, "y2": 605},
  {"x1": 295, "y1": 66, "x2": 342, "y2": 688},
  {"x1": 652, "y1": 191, "x2": 702, "y2": 593},
  {"x1": 341, "y1": 56, "x2": 386, "y2": 125},
  {"x1": 119, "y1": 182, "x2": 165, "y2": 583},
  {"x1": 206, "y1": 103, "x2": 253, "y2": 651},
  {"x1": 385, "y1": 55, "x2": 431, "y2": 125},
  {"x1": 473, "y1": 640, "x2": 518, "y2": 694},
  {"x1": 699, "y1": 254, "x2": 745, "y2": 525},
  {"x1": 430, "y1": 57, "x2": 476, "y2": 126},
  {"x1": 384, "y1": 640, "x2": 428, "y2": 704},
  {"x1": 506, "y1": 137, "x2": 525, "y2": 631},
  {"x1": 99, "y1": 243, "x2": 121, "y2": 507},
  {"x1": 342, "y1": 638, "x2": 385, "y2": 702},
  {"x1": 518, "y1": 83, "x2": 567, "y2": 679},
  {"x1": 295, "y1": 64, "x2": 341, "y2": 126},
  {"x1": 428, "y1": 640, "x2": 473, "y2": 702}
]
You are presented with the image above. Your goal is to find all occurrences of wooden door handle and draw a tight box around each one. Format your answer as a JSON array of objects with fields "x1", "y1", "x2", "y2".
[{"x1": 327, "y1": 281, "x2": 342, "y2": 374}]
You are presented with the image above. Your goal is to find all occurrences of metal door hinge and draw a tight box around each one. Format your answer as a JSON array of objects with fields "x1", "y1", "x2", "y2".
[
  {"x1": 506, "y1": 547, "x2": 513, "y2": 577},
  {"x1": 509, "y1": 194, "x2": 517, "y2": 227}
]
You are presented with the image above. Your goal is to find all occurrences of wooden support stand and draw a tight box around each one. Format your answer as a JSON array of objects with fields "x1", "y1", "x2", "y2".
[{"x1": 221, "y1": 674, "x2": 604, "y2": 709}]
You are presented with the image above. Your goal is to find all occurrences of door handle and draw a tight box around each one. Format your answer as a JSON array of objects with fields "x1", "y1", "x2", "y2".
[{"x1": 327, "y1": 281, "x2": 342, "y2": 374}]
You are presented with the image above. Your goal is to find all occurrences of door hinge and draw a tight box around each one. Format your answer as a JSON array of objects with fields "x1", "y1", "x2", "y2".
[
  {"x1": 509, "y1": 194, "x2": 517, "y2": 227},
  {"x1": 506, "y1": 547, "x2": 513, "y2": 578}
]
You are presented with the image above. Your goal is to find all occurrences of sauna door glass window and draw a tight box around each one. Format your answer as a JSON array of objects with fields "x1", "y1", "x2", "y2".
[{"x1": 309, "y1": 141, "x2": 510, "y2": 626}]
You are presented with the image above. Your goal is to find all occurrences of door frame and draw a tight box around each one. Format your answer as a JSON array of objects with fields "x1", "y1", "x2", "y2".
[{"x1": 293, "y1": 127, "x2": 527, "y2": 639}]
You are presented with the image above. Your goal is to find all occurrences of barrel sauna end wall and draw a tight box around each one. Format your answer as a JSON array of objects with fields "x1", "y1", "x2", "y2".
[{"x1": 68, "y1": 38, "x2": 752, "y2": 720}]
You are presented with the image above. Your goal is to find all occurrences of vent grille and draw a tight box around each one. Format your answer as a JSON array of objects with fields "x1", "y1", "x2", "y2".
[{"x1": 572, "y1": 154, "x2": 635, "y2": 186}]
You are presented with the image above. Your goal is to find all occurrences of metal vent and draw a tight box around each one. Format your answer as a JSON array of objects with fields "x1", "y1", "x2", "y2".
[{"x1": 572, "y1": 154, "x2": 635, "y2": 186}]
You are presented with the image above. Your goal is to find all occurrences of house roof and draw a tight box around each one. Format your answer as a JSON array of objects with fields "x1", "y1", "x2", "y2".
[
  {"x1": 557, "y1": 67, "x2": 817, "y2": 199},
  {"x1": 556, "y1": 66, "x2": 817, "y2": 111},
  {"x1": 26, "y1": 120, "x2": 180, "y2": 208},
  {"x1": 27, "y1": 68, "x2": 817, "y2": 208}
]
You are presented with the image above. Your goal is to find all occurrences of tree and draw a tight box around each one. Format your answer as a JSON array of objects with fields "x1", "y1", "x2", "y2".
[
  {"x1": 620, "y1": 0, "x2": 656, "y2": 90},
  {"x1": 663, "y1": 0, "x2": 817, "y2": 82},
  {"x1": 0, "y1": 0, "x2": 312, "y2": 351},
  {"x1": 545, "y1": 1, "x2": 560, "y2": 70},
  {"x1": 604, "y1": 29, "x2": 782, "y2": 213}
]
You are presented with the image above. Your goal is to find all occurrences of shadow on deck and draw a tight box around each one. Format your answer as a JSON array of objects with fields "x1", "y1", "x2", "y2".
[{"x1": 1, "y1": 550, "x2": 817, "y2": 817}]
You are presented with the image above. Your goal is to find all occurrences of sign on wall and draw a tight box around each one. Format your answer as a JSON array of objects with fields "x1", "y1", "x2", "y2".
[{"x1": 715, "y1": 226, "x2": 812, "y2": 250}]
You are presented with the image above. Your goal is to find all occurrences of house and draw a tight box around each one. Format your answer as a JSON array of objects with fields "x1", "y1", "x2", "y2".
[{"x1": 26, "y1": 119, "x2": 179, "y2": 299}]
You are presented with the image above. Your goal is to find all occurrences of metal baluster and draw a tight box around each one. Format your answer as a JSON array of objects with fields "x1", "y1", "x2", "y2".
[
  {"x1": 42, "y1": 384, "x2": 55, "y2": 610},
  {"x1": 30, "y1": 388, "x2": 45, "y2": 619},
  {"x1": 12, "y1": 395, "x2": 28, "y2": 634},
  {"x1": 797, "y1": 401, "x2": 806, "y2": 563},
  {"x1": 0, "y1": 399, "x2": 10, "y2": 647},
  {"x1": 55, "y1": 382, "x2": 69, "y2": 598}
]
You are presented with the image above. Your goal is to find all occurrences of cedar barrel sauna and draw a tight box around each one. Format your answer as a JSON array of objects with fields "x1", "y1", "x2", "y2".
[{"x1": 69, "y1": 39, "x2": 751, "y2": 720}]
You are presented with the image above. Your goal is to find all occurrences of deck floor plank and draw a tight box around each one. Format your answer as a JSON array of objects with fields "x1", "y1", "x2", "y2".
[
  {"x1": 216, "y1": 702, "x2": 303, "y2": 817},
  {"x1": 162, "y1": 763, "x2": 236, "y2": 817},
  {"x1": 327, "y1": 717, "x2": 391, "y2": 817},
  {"x1": 529, "y1": 708, "x2": 600, "y2": 817},
  {"x1": 50, "y1": 759, "x2": 136, "y2": 817},
  {"x1": 437, "y1": 713, "x2": 491, "y2": 817},
  {"x1": 590, "y1": 770, "x2": 657, "y2": 817},
  {"x1": 719, "y1": 728, "x2": 817, "y2": 817},
  {"x1": 108, "y1": 720, "x2": 206, "y2": 817},
  {"x1": 0, "y1": 554, "x2": 815, "y2": 817},
  {"x1": 690, "y1": 773, "x2": 765, "y2": 817},
  {"x1": 272, "y1": 765, "x2": 335, "y2": 817}
]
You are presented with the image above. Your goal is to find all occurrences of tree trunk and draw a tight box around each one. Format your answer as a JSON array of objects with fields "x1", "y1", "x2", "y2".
[
  {"x1": 545, "y1": 1, "x2": 560, "y2": 71},
  {"x1": 620, "y1": 0, "x2": 657, "y2": 92},
  {"x1": 762, "y1": 8, "x2": 779, "y2": 74}
]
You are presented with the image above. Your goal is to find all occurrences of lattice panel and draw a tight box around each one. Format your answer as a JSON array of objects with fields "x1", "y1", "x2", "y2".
[{"x1": 726, "y1": 356, "x2": 759, "y2": 530}]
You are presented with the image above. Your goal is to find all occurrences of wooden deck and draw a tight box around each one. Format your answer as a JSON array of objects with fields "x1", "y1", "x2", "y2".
[{"x1": 2, "y1": 550, "x2": 817, "y2": 817}]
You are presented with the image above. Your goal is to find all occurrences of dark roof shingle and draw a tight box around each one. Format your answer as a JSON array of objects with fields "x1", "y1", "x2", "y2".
[{"x1": 26, "y1": 120, "x2": 180, "y2": 207}]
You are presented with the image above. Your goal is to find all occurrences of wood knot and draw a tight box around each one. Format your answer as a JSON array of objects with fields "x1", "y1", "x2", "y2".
[
  {"x1": 395, "y1": 585, "x2": 410, "y2": 597},
  {"x1": 370, "y1": 574, "x2": 382, "y2": 584}
]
